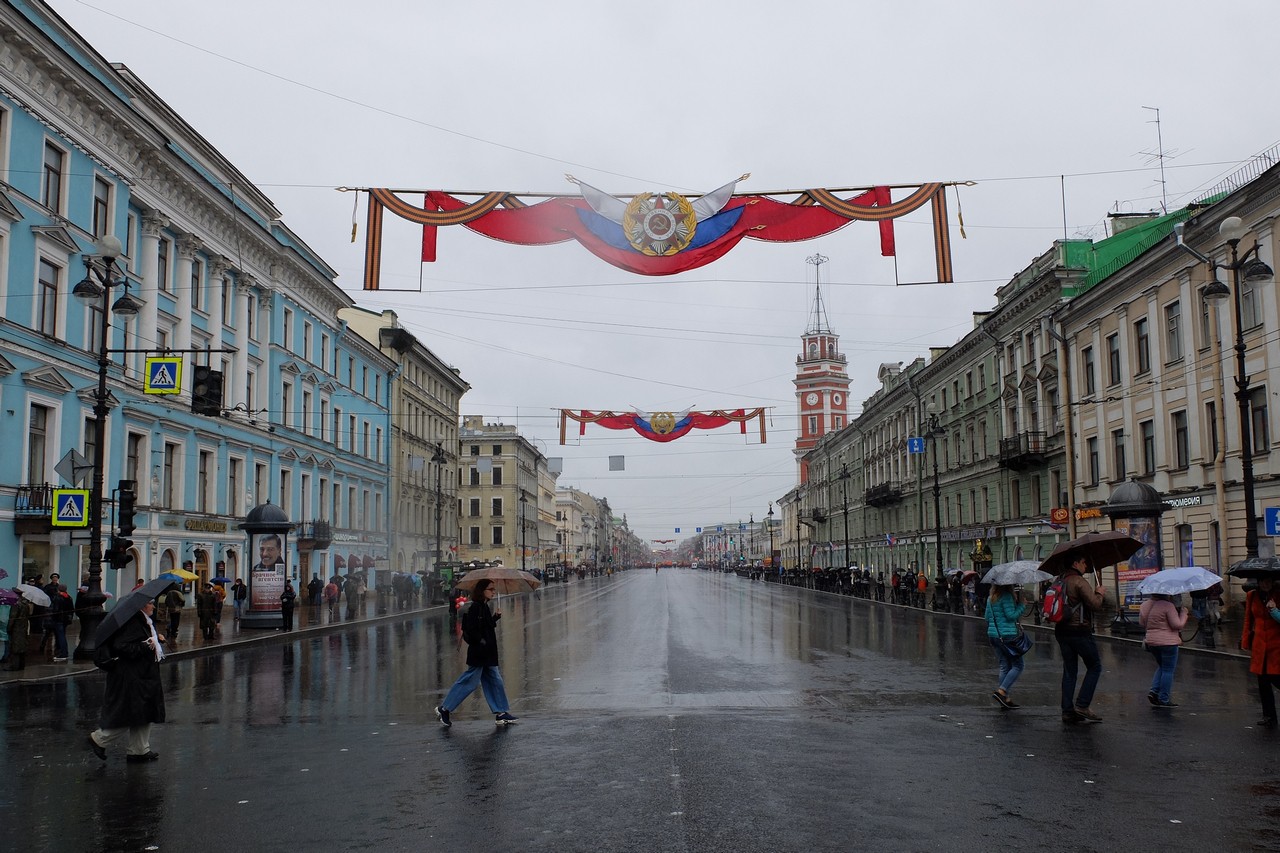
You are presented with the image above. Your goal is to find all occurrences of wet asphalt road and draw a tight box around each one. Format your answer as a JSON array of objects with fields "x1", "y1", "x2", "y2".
[{"x1": 2, "y1": 569, "x2": 1279, "y2": 853}]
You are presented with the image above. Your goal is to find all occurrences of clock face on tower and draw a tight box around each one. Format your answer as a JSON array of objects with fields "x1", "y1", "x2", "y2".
[
  {"x1": 832, "y1": 393, "x2": 843, "y2": 405},
  {"x1": 805, "y1": 392, "x2": 820, "y2": 406}
]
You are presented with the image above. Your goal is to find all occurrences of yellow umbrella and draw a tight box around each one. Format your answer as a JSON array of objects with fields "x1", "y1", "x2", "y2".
[{"x1": 160, "y1": 568, "x2": 199, "y2": 582}]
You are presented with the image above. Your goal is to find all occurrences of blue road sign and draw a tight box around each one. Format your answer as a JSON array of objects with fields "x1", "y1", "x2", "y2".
[
  {"x1": 1266, "y1": 507, "x2": 1280, "y2": 537},
  {"x1": 52, "y1": 489, "x2": 89, "y2": 528},
  {"x1": 907, "y1": 437, "x2": 925, "y2": 454},
  {"x1": 145, "y1": 356, "x2": 182, "y2": 394}
]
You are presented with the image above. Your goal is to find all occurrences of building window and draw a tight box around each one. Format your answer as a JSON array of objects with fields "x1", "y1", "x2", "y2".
[
  {"x1": 197, "y1": 450, "x2": 211, "y2": 513},
  {"x1": 807, "y1": 415, "x2": 817, "y2": 435},
  {"x1": 304, "y1": 322, "x2": 312, "y2": 362},
  {"x1": 190, "y1": 259, "x2": 203, "y2": 312},
  {"x1": 164, "y1": 442, "x2": 179, "y2": 508},
  {"x1": 1107, "y1": 334, "x2": 1121, "y2": 386},
  {"x1": 492, "y1": 497, "x2": 503, "y2": 517},
  {"x1": 1164, "y1": 300, "x2": 1182, "y2": 362},
  {"x1": 1082, "y1": 346, "x2": 1096, "y2": 396},
  {"x1": 492, "y1": 526, "x2": 504, "y2": 546},
  {"x1": 1176, "y1": 523, "x2": 1194, "y2": 567},
  {"x1": 27, "y1": 404, "x2": 50, "y2": 483},
  {"x1": 1087, "y1": 437, "x2": 1099, "y2": 485},
  {"x1": 157, "y1": 238, "x2": 170, "y2": 293},
  {"x1": 37, "y1": 258, "x2": 59, "y2": 336},
  {"x1": 92, "y1": 176, "x2": 112, "y2": 237},
  {"x1": 281, "y1": 380, "x2": 292, "y2": 426},
  {"x1": 469, "y1": 498, "x2": 480, "y2": 517},
  {"x1": 1172, "y1": 410, "x2": 1189, "y2": 469},
  {"x1": 1134, "y1": 317, "x2": 1150, "y2": 374},
  {"x1": 1111, "y1": 429, "x2": 1126, "y2": 481},
  {"x1": 228, "y1": 458, "x2": 241, "y2": 516},
  {"x1": 469, "y1": 526, "x2": 481, "y2": 546},
  {"x1": 1250, "y1": 387, "x2": 1270, "y2": 454},
  {"x1": 1242, "y1": 279, "x2": 1262, "y2": 330},
  {"x1": 255, "y1": 462, "x2": 267, "y2": 505},
  {"x1": 1031, "y1": 475, "x2": 1042, "y2": 517},
  {"x1": 301, "y1": 391, "x2": 312, "y2": 436},
  {"x1": 492, "y1": 466, "x2": 504, "y2": 486},
  {"x1": 978, "y1": 363, "x2": 987, "y2": 389},
  {"x1": 470, "y1": 467, "x2": 480, "y2": 486},
  {"x1": 42, "y1": 141, "x2": 65, "y2": 212},
  {"x1": 1206, "y1": 401, "x2": 1219, "y2": 460},
  {"x1": 221, "y1": 276, "x2": 231, "y2": 322},
  {"x1": 1009, "y1": 480, "x2": 1021, "y2": 518},
  {"x1": 492, "y1": 444, "x2": 502, "y2": 456},
  {"x1": 126, "y1": 432, "x2": 143, "y2": 485},
  {"x1": 1199, "y1": 290, "x2": 1216, "y2": 349},
  {"x1": 1141, "y1": 420, "x2": 1155, "y2": 475}
]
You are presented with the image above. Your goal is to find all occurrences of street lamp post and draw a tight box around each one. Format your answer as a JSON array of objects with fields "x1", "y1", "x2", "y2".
[
  {"x1": 71, "y1": 234, "x2": 143, "y2": 660},
  {"x1": 767, "y1": 503, "x2": 776, "y2": 576},
  {"x1": 1178, "y1": 216, "x2": 1274, "y2": 561},
  {"x1": 927, "y1": 409, "x2": 944, "y2": 578},
  {"x1": 839, "y1": 464, "x2": 851, "y2": 569},
  {"x1": 431, "y1": 441, "x2": 446, "y2": 572},
  {"x1": 519, "y1": 491, "x2": 528, "y2": 573}
]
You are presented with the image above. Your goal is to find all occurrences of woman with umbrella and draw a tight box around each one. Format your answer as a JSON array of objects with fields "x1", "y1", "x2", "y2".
[
  {"x1": 982, "y1": 561, "x2": 1049, "y2": 709},
  {"x1": 434, "y1": 578, "x2": 519, "y2": 727},
  {"x1": 1135, "y1": 567, "x2": 1217, "y2": 709},
  {"x1": 88, "y1": 578, "x2": 170, "y2": 762},
  {"x1": 4, "y1": 591, "x2": 32, "y2": 671}
]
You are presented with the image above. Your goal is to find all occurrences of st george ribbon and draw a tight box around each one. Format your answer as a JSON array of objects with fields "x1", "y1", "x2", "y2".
[{"x1": 559, "y1": 407, "x2": 767, "y2": 444}]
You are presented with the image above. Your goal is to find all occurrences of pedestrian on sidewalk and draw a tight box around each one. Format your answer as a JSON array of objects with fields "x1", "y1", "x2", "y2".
[
  {"x1": 344, "y1": 575, "x2": 361, "y2": 621},
  {"x1": 164, "y1": 588, "x2": 184, "y2": 647},
  {"x1": 89, "y1": 597, "x2": 165, "y2": 764},
  {"x1": 231, "y1": 578, "x2": 247, "y2": 622},
  {"x1": 986, "y1": 583, "x2": 1031, "y2": 709},
  {"x1": 435, "y1": 579, "x2": 518, "y2": 727},
  {"x1": 1241, "y1": 575, "x2": 1280, "y2": 728},
  {"x1": 279, "y1": 582, "x2": 296, "y2": 630},
  {"x1": 48, "y1": 584, "x2": 73, "y2": 661},
  {"x1": 212, "y1": 582, "x2": 226, "y2": 634},
  {"x1": 1055, "y1": 552, "x2": 1106, "y2": 725},
  {"x1": 1139, "y1": 593, "x2": 1187, "y2": 708},
  {"x1": 37, "y1": 573, "x2": 61, "y2": 655},
  {"x1": 324, "y1": 578, "x2": 340, "y2": 622},
  {"x1": 196, "y1": 583, "x2": 218, "y2": 641},
  {"x1": 5, "y1": 596, "x2": 31, "y2": 670}
]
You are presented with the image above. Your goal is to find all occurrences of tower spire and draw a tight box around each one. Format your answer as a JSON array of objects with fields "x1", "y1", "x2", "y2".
[{"x1": 805, "y1": 253, "x2": 831, "y2": 334}]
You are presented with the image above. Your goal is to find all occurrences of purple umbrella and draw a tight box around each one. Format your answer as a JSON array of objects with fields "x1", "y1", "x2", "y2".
[{"x1": 0, "y1": 588, "x2": 19, "y2": 605}]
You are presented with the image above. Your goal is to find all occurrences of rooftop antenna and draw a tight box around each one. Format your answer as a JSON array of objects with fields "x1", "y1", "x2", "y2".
[
  {"x1": 1141, "y1": 106, "x2": 1169, "y2": 213},
  {"x1": 805, "y1": 253, "x2": 830, "y2": 334}
]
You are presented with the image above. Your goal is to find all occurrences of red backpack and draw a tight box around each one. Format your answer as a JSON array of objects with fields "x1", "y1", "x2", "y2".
[{"x1": 1041, "y1": 575, "x2": 1070, "y2": 623}]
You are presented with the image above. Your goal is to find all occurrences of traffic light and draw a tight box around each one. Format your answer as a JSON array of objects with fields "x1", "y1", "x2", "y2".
[
  {"x1": 191, "y1": 365, "x2": 224, "y2": 416},
  {"x1": 105, "y1": 535, "x2": 134, "y2": 571},
  {"x1": 117, "y1": 479, "x2": 137, "y2": 538}
]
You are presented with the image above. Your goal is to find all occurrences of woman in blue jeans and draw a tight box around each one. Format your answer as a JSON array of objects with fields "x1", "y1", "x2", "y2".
[
  {"x1": 435, "y1": 579, "x2": 518, "y2": 727},
  {"x1": 1139, "y1": 593, "x2": 1187, "y2": 707},
  {"x1": 986, "y1": 584, "x2": 1030, "y2": 709}
]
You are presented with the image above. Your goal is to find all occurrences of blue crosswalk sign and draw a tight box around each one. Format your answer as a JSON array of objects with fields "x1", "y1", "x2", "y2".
[
  {"x1": 52, "y1": 489, "x2": 89, "y2": 528},
  {"x1": 145, "y1": 357, "x2": 182, "y2": 395}
]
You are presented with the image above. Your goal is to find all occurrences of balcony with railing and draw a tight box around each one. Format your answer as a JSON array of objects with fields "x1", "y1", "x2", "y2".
[
  {"x1": 296, "y1": 519, "x2": 332, "y2": 550},
  {"x1": 864, "y1": 481, "x2": 904, "y2": 508},
  {"x1": 999, "y1": 431, "x2": 1047, "y2": 470},
  {"x1": 14, "y1": 484, "x2": 56, "y2": 535}
]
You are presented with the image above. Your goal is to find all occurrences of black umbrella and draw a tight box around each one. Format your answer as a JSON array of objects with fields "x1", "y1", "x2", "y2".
[
  {"x1": 94, "y1": 576, "x2": 176, "y2": 645},
  {"x1": 1228, "y1": 555, "x2": 1280, "y2": 579},
  {"x1": 1038, "y1": 531, "x2": 1144, "y2": 577}
]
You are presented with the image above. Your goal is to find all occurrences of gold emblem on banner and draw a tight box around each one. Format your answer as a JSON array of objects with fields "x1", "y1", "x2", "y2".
[
  {"x1": 624, "y1": 193, "x2": 696, "y2": 255},
  {"x1": 649, "y1": 411, "x2": 677, "y2": 434}
]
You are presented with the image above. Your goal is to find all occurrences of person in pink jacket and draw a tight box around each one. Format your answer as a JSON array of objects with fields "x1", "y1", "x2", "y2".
[{"x1": 1139, "y1": 593, "x2": 1188, "y2": 708}]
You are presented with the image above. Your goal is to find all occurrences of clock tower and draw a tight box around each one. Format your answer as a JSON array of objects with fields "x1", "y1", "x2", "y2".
[{"x1": 794, "y1": 254, "x2": 850, "y2": 483}]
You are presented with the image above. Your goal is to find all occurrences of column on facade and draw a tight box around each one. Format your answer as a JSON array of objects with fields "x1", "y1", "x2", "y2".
[
  {"x1": 207, "y1": 255, "x2": 227, "y2": 351},
  {"x1": 138, "y1": 215, "x2": 166, "y2": 352},
  {"x1": 233, "y1": 275, "x2": 254, "y2": 410},
  {"x1": 175, "y1": 236, "x2": 200, "y2": 395}
]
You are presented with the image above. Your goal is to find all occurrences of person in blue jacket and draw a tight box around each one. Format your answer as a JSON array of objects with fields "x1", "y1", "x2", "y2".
[{"x1": 986, "y1": 583, "x2": 1031, "y2": 709}]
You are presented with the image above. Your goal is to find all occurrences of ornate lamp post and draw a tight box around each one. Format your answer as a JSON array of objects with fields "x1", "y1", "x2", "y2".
[
  {"x1": 838, "y1": 464, "x2": 851, "y2": 568},
  {"x1": 1177, "y1": 216, "x2": 1274, "y2": 562},
  {"x1": 767, "y1": 502, "x2": 776, "y2": 574},
  {"x1": 431, "y1": 442, "x2": 446, "y2": 571},
  {"x1": 927, "y1": 408, "x2": 944, "y2": 577},
  {"x1": 71, "y1": 234, "x2": 143, "y2": 660}
]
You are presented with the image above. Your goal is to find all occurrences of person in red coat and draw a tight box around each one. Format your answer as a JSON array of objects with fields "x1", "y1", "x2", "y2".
[{"x1": 1241, "y1": 575, "x2": 1280, "y2": 728}]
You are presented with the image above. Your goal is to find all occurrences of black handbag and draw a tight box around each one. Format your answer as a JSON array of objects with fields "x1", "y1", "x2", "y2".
[{"x1": 1002, "y1": 631, "x2": 1033, "y2": 657}]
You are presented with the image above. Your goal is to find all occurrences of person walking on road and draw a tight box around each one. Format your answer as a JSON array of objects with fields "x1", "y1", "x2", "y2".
[
  {"x1": 89, "y1": 598, "x2": 165, "y2": 763},
  {"x1": 1241, "y1": 575, "x2": 1280, "y2": 728},
  {"x1": 1056, "y1": 552, "x2": 1106, "y2": 724},
  {"x1": 435, "y1": 578, "x2": 518, "y2": 727},
  {"x1": 1139, "y1": 593, "x2": 1187, "y2": 708},
  {"x1": 986, "y1": 583, "x2": 1030, "y2": 709}
]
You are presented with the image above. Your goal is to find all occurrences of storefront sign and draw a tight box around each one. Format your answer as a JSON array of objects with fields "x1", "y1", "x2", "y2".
[{"x1": 1164, "y1": 495, "x2": 1203, "y2": 509}]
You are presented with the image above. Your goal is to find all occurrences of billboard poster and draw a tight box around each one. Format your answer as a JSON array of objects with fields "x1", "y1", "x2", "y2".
[
  {"x1": 1114, "y1": 517, "x2": 1161, "y2": 612},
  {"x1": 249, "y1": 532, "x2": 285, "y2": 612}
]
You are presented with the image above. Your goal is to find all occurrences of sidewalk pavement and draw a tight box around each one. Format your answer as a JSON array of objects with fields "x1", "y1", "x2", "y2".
[{"x1": 0, "y1": 597, "x2": 442, "y2": 685}]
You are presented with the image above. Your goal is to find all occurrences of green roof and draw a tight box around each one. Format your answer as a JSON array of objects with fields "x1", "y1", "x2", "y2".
[{"x1": 1064, "y1": 207, "x2": 1194, "y2": 296}]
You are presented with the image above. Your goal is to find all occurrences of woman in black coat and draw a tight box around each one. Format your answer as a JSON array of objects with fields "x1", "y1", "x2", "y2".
[
  {"x1": 89, "y1": 599, "x2": 165, "y2": 762},
  {"x1": 434, "y1": 579, "x2": 518, "y2": 727}
]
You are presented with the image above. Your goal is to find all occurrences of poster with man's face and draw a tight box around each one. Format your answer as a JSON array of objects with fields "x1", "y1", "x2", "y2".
[{"x1": 250, "y1": 533, "x2": 285, "y2": 611}]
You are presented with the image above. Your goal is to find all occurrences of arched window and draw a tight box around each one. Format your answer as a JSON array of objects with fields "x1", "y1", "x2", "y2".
[{"x1": 1176, "y1": 523, "x2": 1193, "y2": 567}]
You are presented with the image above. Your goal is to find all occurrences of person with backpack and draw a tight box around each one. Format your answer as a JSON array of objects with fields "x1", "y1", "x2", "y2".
[
  {"x1": 1053, "y1": 552, "x2": 1106, "y2": 724},
  {"x1": 434, "y1": 578, "x2": 518, "y2": 727}
]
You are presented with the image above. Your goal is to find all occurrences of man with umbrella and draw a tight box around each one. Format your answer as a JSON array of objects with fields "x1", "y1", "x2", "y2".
[
  {"x1": 88, "y1": 577, "x2": 171, "y2": 763},
  {"x1": 1053, "y1": 551, "x2": 1107, "y2": 724}
]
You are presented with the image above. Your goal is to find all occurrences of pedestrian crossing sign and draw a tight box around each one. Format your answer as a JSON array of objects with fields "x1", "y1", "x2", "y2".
[
  {"x1": 52, "y1": 489, "x2": 90, "y2": 528},
  {"x1": 144, "y1": 356, "x2": 182, "y2": 395}
]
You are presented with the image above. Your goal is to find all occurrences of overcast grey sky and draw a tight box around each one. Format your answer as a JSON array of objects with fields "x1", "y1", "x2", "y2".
[{"x1": 49, "y1": 0, "x2": 1280, "y2": 543}]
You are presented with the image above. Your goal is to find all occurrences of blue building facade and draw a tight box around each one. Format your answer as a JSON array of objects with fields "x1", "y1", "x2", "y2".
[{"x1": 0, "y1": 0, "x2": 392, "y2": 599}]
